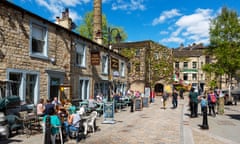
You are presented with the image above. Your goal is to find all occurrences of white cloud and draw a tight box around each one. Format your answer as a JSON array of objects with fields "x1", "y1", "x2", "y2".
[
  {"x1": 152, "y1": 9, "x2": 181, "y2": 26},
  {"x1": 160, "y1": 37, "x2": 184, "y2": 44},
  {"x1": 112, "y1": 0, "x2": 146, "y2": 11},
  {"x1": 35, "y1": 0, "x2": 89, "y2": 22},
  {"x1": 160, "y1": 31, "x2": 169, "y2": 35},
  {"x1": 161, "y1": 8, "x2": 213, "y2": 47}
]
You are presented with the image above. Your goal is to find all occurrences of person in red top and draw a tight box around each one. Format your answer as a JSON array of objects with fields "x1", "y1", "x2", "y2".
[{"x1": 150, "y1": 91, "x2": 155, "y2": 103}]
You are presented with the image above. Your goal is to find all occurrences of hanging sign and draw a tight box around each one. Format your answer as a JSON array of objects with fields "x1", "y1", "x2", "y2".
[
  {"x1": 91, "y1": 52, "x2": 100, "y2": 65},
  {"x1": 111, "y1": 57, "x2": 119, "y2": 70}
]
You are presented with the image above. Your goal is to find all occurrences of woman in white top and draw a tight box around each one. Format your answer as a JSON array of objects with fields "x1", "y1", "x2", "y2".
[{"x1": 37, "y1": 98, "x2": 45, "y2": 116}]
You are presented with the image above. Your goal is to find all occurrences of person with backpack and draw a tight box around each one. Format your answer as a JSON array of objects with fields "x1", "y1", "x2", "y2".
[
  {"x1": 189, "y1": 87, "x2": 199, "y2": 118},
  {"x1": 208, "y1": 90, "x2": 217, "y2": 117}
]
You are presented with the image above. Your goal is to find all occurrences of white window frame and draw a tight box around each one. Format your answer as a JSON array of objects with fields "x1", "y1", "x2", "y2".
[
  {"x1": 79, "y1": 78, "x2": 90, "y2": 100},
  {"x1": 7, "y1": 69, "x2": 39, "y2": 105},
  {"x1": 102, "y1": 55, "x2": 108, "y2": 74},
  {"x1": 120, "y1": 62, "x2": 125, "y2": 77},
  {"x1": 76, "y1": 43, "x2": 86, "y2": 67},
  {"x1": 29, "y1": 20, "x2": 48, "y2": 58}
]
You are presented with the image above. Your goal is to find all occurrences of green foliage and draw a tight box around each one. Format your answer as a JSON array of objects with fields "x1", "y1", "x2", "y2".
[
  {"x1": 208, "y1": 7, "x2": 240, "y2": 78},
  {"x1": 76, "y1": 11, "x2": 127, "y2": 45}
]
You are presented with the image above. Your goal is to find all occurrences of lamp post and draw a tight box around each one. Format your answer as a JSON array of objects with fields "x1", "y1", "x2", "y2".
[
  {"x1": 107, "y1": 27, "x2": 121, "y2": 102},
  {"x1": 97, "y1": 27, "x2": 122, "y2": 102}
]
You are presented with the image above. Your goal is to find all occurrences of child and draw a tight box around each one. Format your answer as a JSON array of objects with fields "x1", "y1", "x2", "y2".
[{"x1": 200, "y1": 95, "x2": 208, "y2": 115}]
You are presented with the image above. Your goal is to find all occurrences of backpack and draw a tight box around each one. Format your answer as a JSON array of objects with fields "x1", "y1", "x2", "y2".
[{"x1": 210, "y1": 93, "x2": 216, "y2": 103}]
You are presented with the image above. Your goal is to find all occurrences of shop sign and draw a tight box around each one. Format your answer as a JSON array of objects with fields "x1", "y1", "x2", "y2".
[{"x1": 91, "y1": 52, "x2": 100, "y2": 65}]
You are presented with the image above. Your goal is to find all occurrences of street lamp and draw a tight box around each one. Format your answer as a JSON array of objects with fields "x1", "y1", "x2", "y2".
[{"x1": 96, "y1": 27, "x2": 122, "y2": 101}]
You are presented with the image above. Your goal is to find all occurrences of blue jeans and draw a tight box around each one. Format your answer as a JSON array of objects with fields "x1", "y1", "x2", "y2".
[{"x1": 63, "y1": 121, "x2": 79, "y2": 136}]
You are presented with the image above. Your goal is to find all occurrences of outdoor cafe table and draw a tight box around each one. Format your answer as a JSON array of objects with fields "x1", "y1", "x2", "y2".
[{"x1": 21, "y1": 113, "x2": 39, "y2": 137}]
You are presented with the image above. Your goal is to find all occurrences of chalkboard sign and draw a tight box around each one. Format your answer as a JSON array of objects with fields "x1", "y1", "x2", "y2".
[
  {"x1": 135, "y1": 98, "x2": 142, "y2": 111},
  {"x1": 103, "y1": 102, "x2": 115, "y2": 124},
  {"x1": 142, "y1": 97, "x2": 149, "y2": 107}
]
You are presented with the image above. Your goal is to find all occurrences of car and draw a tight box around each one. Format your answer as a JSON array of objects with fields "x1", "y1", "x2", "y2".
[{"x1": 0, "y1": 112, "x2": 9, "y2": 140}]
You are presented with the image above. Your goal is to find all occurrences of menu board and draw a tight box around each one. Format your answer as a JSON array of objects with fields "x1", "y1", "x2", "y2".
[{"x1": 135, "y1": 98, "x2": 142, "y2": 111}]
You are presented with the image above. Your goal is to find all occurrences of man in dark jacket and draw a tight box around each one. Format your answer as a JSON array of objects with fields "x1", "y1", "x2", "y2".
[{"x1": 189, "y1": 87, "x2": 199, "y2": 117}]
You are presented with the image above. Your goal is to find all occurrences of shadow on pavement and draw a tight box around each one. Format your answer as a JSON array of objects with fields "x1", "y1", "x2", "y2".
[
  {"x1": 0, "y1": 138, "x2": 23, "y2": 143},
  {"x1": 226, "y1": 114, "x2": 240, "y2": 121}
]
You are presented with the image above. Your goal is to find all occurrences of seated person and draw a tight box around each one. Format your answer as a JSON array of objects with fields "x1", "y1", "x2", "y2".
[
  {"x1": 63, "y1": 106, "x2": 81, "y2": 140},
  {"x1": 88, "y1": 99, "x2": 97, "y2": 112},
  {"x1": 37, "y1": 98, "x2": 45, "y2": 117},
  {"x1": 44, "y1": 99, "x2": 55, "y2": 116},
  {"x1": 52, "y1": 96, "x2": 61, "y2": 106},
  {"x1": 64, "y1": 99, "x2": 72, "y2": 110}
]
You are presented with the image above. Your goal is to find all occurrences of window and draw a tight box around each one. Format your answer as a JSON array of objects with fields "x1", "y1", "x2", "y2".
[
  {"x1": 102, "y1": 55, "x2": 108, "y2": 74},
  {"x1": 183, "y1": 73, "x2": 188, "y2": 80},
  {"x1": 8, "y1": 70, "x2": 39, "y2": 105},
  {"x1": 79, "y1": 79, "x2": 89, "y2": 100},
  {"x1": 120, "y1": 62, "x2": 125, "y2": 77},
  {"x1": 183, "y1": 62, "x2": 188, "y2": 68},
  {"x1": 25, "y1": 74, "x2": 37, "y2": 104},
  {"x1": 30, "y1": 22, "x2": 47, "y2": 57},
  {"x1": 154, "y1": 52, "x2": 159, "y2": 60},
  {"x1": 192, "y1": 74, "x2": 197, "y2": 80},
  {"x1": 135, "y1": 63, "x2": 140, "y2": 72},
  {"x1": 135, "y1": 48, "x2": 140, "y2": 56},
  {"x1": 192, "y1": 62, "x2": 197, "y2": 69},
  {"x1": 76, "y1": 43, "x2": 86, "y2": 67},
  {"x1": 175, "y1": 62, "x2": 179, "y2": 69}
]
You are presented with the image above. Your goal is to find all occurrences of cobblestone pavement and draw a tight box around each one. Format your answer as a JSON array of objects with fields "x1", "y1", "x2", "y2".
[{"x1": 2, "y1": 95, "x2": 240, "y2": 144}]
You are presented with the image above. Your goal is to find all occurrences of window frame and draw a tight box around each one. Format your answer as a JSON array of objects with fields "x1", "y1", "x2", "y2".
[
  {"x1": 29, "y1": 20, "x2": 48, "y2": 59},
  {"x1": 76, "y1": 43, "x2": 86, "y2": 67}
]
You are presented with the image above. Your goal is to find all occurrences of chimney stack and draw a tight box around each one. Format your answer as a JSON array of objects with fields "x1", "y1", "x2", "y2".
[
  {"x1": 55, "y1": 8, "x2": 73, "y2": 30},
  {"x1": 93, "y1": 0, "x2": 102, "y2": 45}
]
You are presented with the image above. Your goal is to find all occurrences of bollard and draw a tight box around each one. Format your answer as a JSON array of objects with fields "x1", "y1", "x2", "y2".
[
  {"x1": 44, "y1": 116, "x2": 51, "y2": 144},
  {"x1": 130, "y1": 99, "x2": 134, "y2": 112},
  {"x1": 202, "y1": 106, "x2": 209, "y2": 129}
]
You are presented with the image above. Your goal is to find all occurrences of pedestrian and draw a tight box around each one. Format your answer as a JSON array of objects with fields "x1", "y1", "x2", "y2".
[
  {"x1": 200, "y1": 95, "x2": 209, "y2": 129},
  {"x1": 172, "y1": 89, "x2": 178, "y2": 108},
  {"x1": 208, "y1": 90, "x2": 217, "y2": 117},
  {"x1": 44, "y1": 99, "x2": 55, "y2": 116},
  {"x1": 162, "y1": 92, "x2": 169, "y2": 109},
  {"x1": 189, "y1": 87, "x2": 199, "y2": 117},
  {"x1": 179, "y1": 88, "x2": 184, "y2": 99}
]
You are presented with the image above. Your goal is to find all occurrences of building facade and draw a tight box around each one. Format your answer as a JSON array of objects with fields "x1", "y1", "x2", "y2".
[
  {"x1": 113, "y1": 41, "x2": 173, "y2": 95},
  {"x1": 0, "y1": 1, "x2": 128, "y2": 105}
]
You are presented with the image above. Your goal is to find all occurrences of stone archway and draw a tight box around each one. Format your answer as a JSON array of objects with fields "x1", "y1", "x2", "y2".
[{"x1": 154, "y1": 83, "x2": 164, "y2": 96}]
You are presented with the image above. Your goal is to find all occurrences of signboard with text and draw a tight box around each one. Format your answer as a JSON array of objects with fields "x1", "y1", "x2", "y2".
[
  {"x1": 91, "y1": 52, "x2": 100, "y2": 65},
  {"x1": 111, "y1": 57, "x2": 119, "y2": 70},
  {"x1": 103, "y1": 102, "x2": 115, "y2": 124}
]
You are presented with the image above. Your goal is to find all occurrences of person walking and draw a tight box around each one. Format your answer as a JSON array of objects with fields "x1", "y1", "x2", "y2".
[
  {"x1": 179, "y1": 88, "x2": 184, "y2": 99},
  {"x1": 162, "y1": 92, "x2": 169, "y2": 109},
  {"x1": 189, "y1": 87, "x2": 199, "y2": 118},
  {"x1": 172, "y1": 89, "x2": 178, "y2": 108},
  {"x1": 200, "y1": 95, "x2": 209, "y2": 129},
  {"x1": 208, "y1": 90, "x2": 217, "y2": 117}
]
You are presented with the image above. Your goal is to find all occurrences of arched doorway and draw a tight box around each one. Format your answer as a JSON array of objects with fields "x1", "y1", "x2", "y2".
[{"x1": 154, "y1": 83, "x2": 164, "y2": 96}]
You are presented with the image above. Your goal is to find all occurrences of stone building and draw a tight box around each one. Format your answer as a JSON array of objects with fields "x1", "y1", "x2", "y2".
[
  {"x1": 173, "y1": 44, "x2": 208, "y2": 92},
  {"x1": 0, "y1": 1, "x2": 128, "y2": 105},
  {"x1": 113, "y1": 40, "x2": 173, "y2": 95}
]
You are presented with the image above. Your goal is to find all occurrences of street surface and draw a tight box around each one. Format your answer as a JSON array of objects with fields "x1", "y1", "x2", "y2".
[{"x1": 2, "y1": 94, "x2": 240, "y2": 144}]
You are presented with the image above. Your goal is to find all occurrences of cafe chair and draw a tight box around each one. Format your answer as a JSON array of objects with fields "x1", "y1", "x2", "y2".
[
  {"x1": 6, "y1": 114, "x2": 23, "y2": 136},
  {"x1": 84, "y1": 111, "x2": 97, "y2": 134},
  {"x1": 68, "y1": 119, "x2": 85, "y2": 142}
]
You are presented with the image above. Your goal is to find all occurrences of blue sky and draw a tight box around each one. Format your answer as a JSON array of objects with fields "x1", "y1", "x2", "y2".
[{"x1": 12, "y1": 0, "x2": 240, "y2": 48}]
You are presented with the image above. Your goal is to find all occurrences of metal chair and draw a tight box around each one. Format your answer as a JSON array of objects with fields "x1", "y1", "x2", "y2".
[{"x1": 6, "y1": 114, "x2": 23, "y2": 136}]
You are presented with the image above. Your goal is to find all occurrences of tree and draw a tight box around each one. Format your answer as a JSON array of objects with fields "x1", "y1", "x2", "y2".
[
  {"x1": 76, "y1": 11, "x2": 127, "y2": 45},
  {"x1": 208, "y1": 7, "x2": 240, "y2": 87}
]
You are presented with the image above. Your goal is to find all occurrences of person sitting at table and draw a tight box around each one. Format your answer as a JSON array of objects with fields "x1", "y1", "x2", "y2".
[
  {"x1": 52, "y1": 96, "x2": 61, "y2": 106},
  {"x1": 63, "y1": 106, "x2": 81, "y2": 140},
  {"x1": 96, "y1": 93, "x2": 103, "y2": 102},
  {"x1": 44, "y1": 99, "x2": 55, "y2": 116},
  {"x1": 37, "y1": 98, "x2": 45, "y2": 117},
  {"x1": 63, "y1": 99, "x2": 72, "y2": 110}
]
